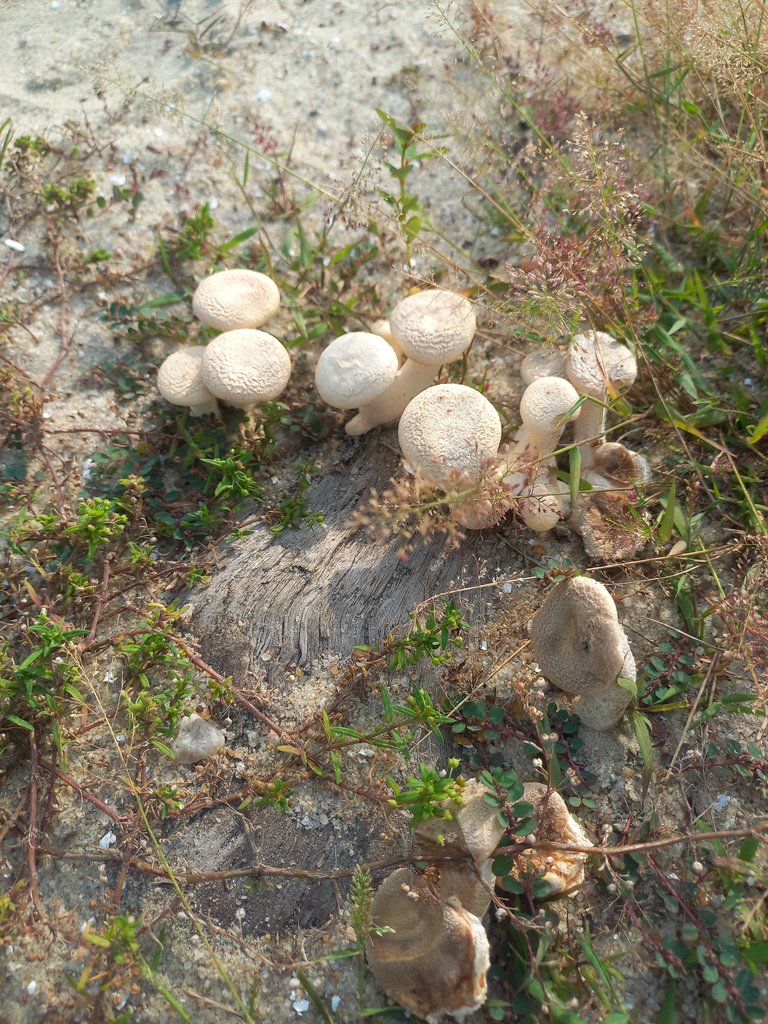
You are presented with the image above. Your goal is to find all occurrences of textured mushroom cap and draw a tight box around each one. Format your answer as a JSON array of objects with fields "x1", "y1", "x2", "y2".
[
  {"x1": 519, "y1": 375, "x2": 580, "y2": 439},
  {"x1": 315, "y1": 332, "x2": 399, "y2": 409},
  {"x1": 398, "y1": 384, "x2": 502, "y2": 488},
  {"x1": 520, "y1": 347, "x2": 567, "y2": 386},
  {"x1": 413, "y1": 779, "x2": 506, "y2": 918},
  {"x1": 201, "y1": 329, "x2": 291, "y2": 407},
  {"x1": 389, "y1": 289, "x2": 476, "y2": 365},
  {"x1": 566, "y1": 331, "x2": 637, "y2": 398},
  {"x1": 192, "y1": 269, "x2": 280, "y2": 331},
  {"x1": 157, "y1": 347, "x2": 217, "y2": 410},
  {"x1": 514, "y1": 783, "x2": 591, "y2": 894},
  {"x1": 529, "y1": 576, "x2": 629, "y2": 696},
  {"x1": 592, "y1": 442, "x2": 649, "y2": 485},
  {"x1": 414, "y1": 779, "x2": 504, "y2": 864},
  {"x1": 367, "y1": 868, "x2": 490, "y2": 1022}
]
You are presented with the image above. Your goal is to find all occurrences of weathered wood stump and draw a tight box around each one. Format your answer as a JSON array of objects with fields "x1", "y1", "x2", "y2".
[{"x1": 191, "y1": 431, "x2": 506, "y2": 688}]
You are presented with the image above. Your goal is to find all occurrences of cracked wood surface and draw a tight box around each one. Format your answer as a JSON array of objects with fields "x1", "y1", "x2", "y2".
[{"x1": 191, "y1": 432, "x2": 505, "y2": 687}]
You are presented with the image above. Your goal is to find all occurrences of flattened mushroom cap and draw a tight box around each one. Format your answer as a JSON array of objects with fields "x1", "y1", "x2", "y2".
[
  {"x1": 529, "y1": 576, "x2": 628, "y2": 696},
  {"x1": 389, "y1": 288, "x2": 477, "y2": 365},
  {"x1": 398, "y1": 384, "x2": 502, "y2": 487},
  {"x1": 591, "y1": 442, "x2": 649, "y2": 485},
  {"x1": 157, "y1": 346, "x2": 218, "y2": 413},
  {"x1": 366, "y1": 867, "x2": 489, "y2": 1022},
  {"x1": 414, "y1": 779, "x2": 505, "y2": 866},
  {"x1": 315, "y1": 331, "x2": 399, "y2": 409},
  {"x1": 192, "y1": 269, "x2": 280, "y2": 331},
  {"x1": 201, "y1": 329, "x2": 291, "y2": 407},
  {"x1": 566, "y1": 331, "x2": 637, "y2": 397},
  {"x1": 511, "y1": 783, "x2": 591, "y2": 894}
]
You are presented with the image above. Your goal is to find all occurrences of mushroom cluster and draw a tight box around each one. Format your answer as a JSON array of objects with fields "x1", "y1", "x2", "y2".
[
  {"x1": 529, "y1": 575, "x2": 636, "y2": 729},
  {"x1": 389, "y1": 328, "x2": 648, "y2": 556},
  {"x1": 315, "y1": 288, "x2": 477, "y2": 435},
  {"x1": 157, "y1": 269, "x2": 292, "y2": 417},
  {"x1": 367, "y1": 777, "x2": 592, "y2": 1019}
]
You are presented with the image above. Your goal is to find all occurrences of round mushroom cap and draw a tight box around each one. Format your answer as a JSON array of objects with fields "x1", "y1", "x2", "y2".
[
  {"x1": 519, "y1": 375, "x2": 580, "y2": 436},
  {"x1": 157, "y1": 346, "x2": 217, "y2": 410},
  {"x1": 389, "y1": 288, "x2": 477, "y2": 366},
  {"x1": 366, "y1": 867, "x2": 490, "y2": 1021},
  {"x1": 315, "y1": 332, "x2": 399, "y2": 409},
  {"x1": 201, "y1": 329, "x2": 291, "y2": 408},
  {"x1": 566, "y1": 331, "x2": 637, "y2": 398},
  {"x1": 192, "y1": 269, "x2": 280, "y2": 331},
  {"x1": 398, "y1": 384, "x2": 502, "y2": 488},
  {"x1": 520, "y1": 347, "x2": 567, "y2": 386},
  {"x1": 529, "y1": 576, "x2": 629, "y2": 696}
]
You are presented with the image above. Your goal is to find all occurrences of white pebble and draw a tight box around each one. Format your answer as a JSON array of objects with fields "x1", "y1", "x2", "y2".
[
  {"x1": 257, "y1": 89, "x2": 272, "y2": 103},
  {"x1": 27, "y1": 981, "x2": 37, "y2": 996},
  {"x1": 3, "y1": 238, "x2": 25, "y2": 252},
  {"x1": 293, "y1": 999, "x2": 310, "y2": 1014}
]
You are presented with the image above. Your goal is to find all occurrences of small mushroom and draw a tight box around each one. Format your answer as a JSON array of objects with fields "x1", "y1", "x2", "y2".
[
  {"x1": 201, "y1": 329, "x2": 291, "y2": 410},
  {"x1": 315, "y1": 331, "x2": 400, "y2": 410},
  {"x1": 366, "y1": 867, "x2": 490, "y2": 1023},
  {"x1": 520, "y1": 346, "x2": 567, "y2": 386},
  {"x1": 529, "y1": 576, "x2": 635, "y2": 729},
  {"x1": 566, "y1": 331, "x2": 637, "y2": 469},
  {"x1": 157, "y1": 346, "x2": 220, "y2": 416},
  {"x1": 413, "y1": 779, "x2": 507, "y2": 918},
  {"x1": 345, "y1": 289, "x2": 477, "y2": 435},
  {"x1": 192, "y1": 269, "x2": 280, "y2": 332},
  {"x1": 502, "y1": 375, "x2": 581, "y2": 532},
  {"x1": 507, "y1": 783, "x2": 591, "y2": 895},
  {"x1": 398, "y1": 384, "x2": 504, "y2": 529},
  {"x1": 369, "y1": 317, "x2": 404, "y2": 363}
]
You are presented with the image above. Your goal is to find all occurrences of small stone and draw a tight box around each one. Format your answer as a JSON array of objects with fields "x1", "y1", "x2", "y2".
[
  {"x1": 172, "y1": 714, "x2": 225, "y2": 765},
  {"x1": 4, "y1": 238, "x2": 25, "y2": 252}
]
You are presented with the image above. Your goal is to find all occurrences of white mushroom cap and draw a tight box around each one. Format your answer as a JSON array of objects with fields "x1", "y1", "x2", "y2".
[
  {"x1": 315, "y1": 332, "x2": 399, "y2": 409},
  {"x1": 398, "y1": 384, "x2": 502, "y2": 488},
  {"x1": 520, "y1": 347, "x2": 567, "y2": 386},
  {"x1": 389, "y1": 288, "x2": 477, "y2": 366},
  {"x1": 366, "y1": 867, "x2": 490, "y2": 1022},
  {"x1": 566, "y1": 332, "x2": 638, "y2": 468},
  {"x1": 157, "y1": 346, "x2": 219, "y2": 416},
  {"x1": 201, "y1": 329, "x2": 291, "y2": 408},
  {"x1": 566, "y1": 331, "x2": 637, "y2": 398},
  {"x1": 518, "y1": 375, "x2": 581, "y2": 452},
  {"x1": 192, "y1": 269, "x2": 280, "y2": 331},
  {"x1": 529, "y1": 576, "x2": 634, "y2": 729}
]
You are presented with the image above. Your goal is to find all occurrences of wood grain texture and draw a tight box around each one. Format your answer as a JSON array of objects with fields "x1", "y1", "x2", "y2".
[{"x1": 191, "y1": 432, "x2": 503, "y2": 685}]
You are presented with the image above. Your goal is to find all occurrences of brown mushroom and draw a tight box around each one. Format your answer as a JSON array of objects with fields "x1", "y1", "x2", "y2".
[
  {"x1": 366, "y1": 867, "x2": 490, "y2": 1022},
  {"x1": 529, "y1": 576, "x2": 635, "y2": 729}
]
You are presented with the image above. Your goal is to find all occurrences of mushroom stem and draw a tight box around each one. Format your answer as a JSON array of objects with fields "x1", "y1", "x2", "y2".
[{"x1": 345, "y1": 359, "x2": 438, "y2": 435}]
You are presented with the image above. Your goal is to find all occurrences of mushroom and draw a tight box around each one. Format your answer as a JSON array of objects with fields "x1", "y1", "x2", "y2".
[
  {"x1": 157, "y1": 346, "x2": 220, "y2": 417},
  {"x1": 504, "y1": 783, "x2": 591, "y2": 895},
  {"x1": 413, "y1": 778, "x2": 507, "y2": 918},
  {"x1": 369, "y1": 317, "x2": 404, "y2": 363},
  {"x1": 565, "y1": 331, "x2": 637, "y2": 470},
  {"x1": 345, "y1": 289, "x2": 477, "y2": 435},
  {"x1": 192, "y1": 268, "x2": 280, "y2": 332},
  {"x1": 366, "y1": 867, "x2": 490, "y2": 1023},
  {"x1": 201, "y1": 329, "x2": 291, "y2": 411},
  {"x1": 397, "y1": 384, "x2": 505, "y2": 529},
  {"x1": 520, "y1": 346, "x2": 567, "y2": 386},
  {"x1": 315, "y1": 332, "x2": 400, "y2": 410},
  {"x1": 502, "y1": 375, "x2": 581, "y2": 532},
  {"x1": 570, "y1": 442, "x2": 650, "y2": 561},
  {"x1": 528, "y1": 576, "x2": 635, "y2": 729}
]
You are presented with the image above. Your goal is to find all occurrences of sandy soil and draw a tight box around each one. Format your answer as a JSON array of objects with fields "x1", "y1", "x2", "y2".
[{"x1": 1, "y1": 2, "x2": 766, "y2": 1024}]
